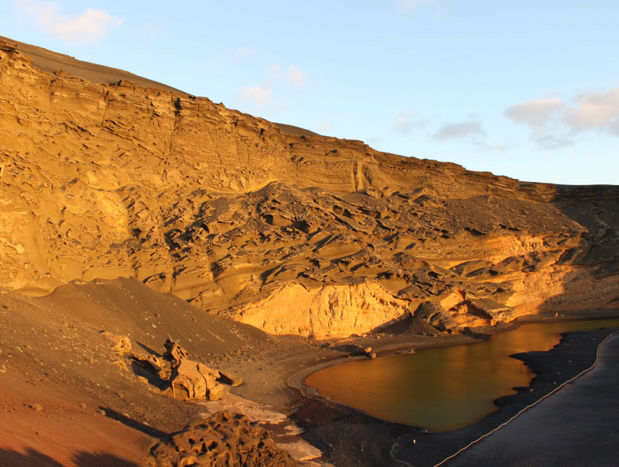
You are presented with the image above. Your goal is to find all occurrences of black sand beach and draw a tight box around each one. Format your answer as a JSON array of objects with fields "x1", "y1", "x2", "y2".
[{"x1": 288, "y1": 324, "x2": 619, "y2": 466}]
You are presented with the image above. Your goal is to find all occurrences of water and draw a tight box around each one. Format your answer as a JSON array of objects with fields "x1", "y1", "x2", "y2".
[{"x1": 305, "y1": 318, "x2": 619, "y2": 432}]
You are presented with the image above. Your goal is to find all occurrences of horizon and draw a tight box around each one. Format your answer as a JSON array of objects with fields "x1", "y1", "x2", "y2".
[{"x1": 2, "y1": 0, "x2": 618, "y2": 185}]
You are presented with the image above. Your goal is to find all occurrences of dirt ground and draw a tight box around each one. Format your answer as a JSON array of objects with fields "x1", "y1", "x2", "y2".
[{"x1": 1, "y1": 279, "x2": 618, "y2": 466}]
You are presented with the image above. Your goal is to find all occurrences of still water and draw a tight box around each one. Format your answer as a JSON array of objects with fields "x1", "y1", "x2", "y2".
[{"x1": 305, "y1": 318, "x2": 619, "y2": 432}]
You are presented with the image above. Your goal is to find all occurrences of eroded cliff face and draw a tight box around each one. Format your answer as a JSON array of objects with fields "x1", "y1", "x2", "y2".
[{"x1": 1, "y1": 39, "x2": 618, "y2": 338}]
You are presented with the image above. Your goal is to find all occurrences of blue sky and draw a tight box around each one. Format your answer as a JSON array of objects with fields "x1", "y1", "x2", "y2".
[{"x1": 3, "y1": 0, "x2": 619, "y2": 185}]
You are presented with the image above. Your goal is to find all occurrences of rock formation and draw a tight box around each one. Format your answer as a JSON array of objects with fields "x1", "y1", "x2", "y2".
[
  {"x1": 168, "y1": 359, "x2": 225, "y2": 402},
  {"x1": 101, "y1": 331, "x2": 132, "y2": 355},
  {"x1": 0, "y1": 38, "x2": 618, "y2": 338},
  {"x1": 131, "y1": 339, "x2": 240, "y2": 402},
  {"x1": 150, "y1": 411, "x2": 296, "y2": 466}
]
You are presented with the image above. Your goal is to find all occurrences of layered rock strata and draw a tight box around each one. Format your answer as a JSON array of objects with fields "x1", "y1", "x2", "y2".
[{"x1": 1, "y1": 39, "x2": 617, "y2": 338}]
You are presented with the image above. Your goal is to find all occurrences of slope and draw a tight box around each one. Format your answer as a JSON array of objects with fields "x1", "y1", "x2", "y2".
[{"x1": 0, "y1": 37, "x2": 617, "y2": 339}]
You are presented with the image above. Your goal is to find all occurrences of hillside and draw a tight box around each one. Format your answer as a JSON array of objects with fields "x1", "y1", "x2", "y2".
[
  {"x1": 1, "y1": 37, "x2": 618, "y2": 341},
  {"x1": 0, "y1": 276, "x2": 321, "y2": 465}
]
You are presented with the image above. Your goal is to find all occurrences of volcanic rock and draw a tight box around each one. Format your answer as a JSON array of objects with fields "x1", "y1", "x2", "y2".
[
  {"x1": 101, "y1": 331, "x2": 132, "y2": 355},
  {"x1": 218, "y1": 370, "x2": 244, "y2": 387},
  {"x1": 0, "y1": 37, "x2": 617, "y2": 339},
  {"x1": 131, "y1": 352, "x2": 169, "y2": 380},
  {"x1": 164, "y1": 339, "x2": 190, "y2": 364},
  {"x1": 150, "y1": 411, "x2": 296, "y2": 466},
  {"x1": 168, "y1": 359, "x2": 225, "y2": 402}
]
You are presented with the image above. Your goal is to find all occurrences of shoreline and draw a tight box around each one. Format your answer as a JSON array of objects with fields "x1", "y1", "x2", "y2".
[
  {"x1": 2, "y1": 286, "x2": 618, "y2": 466},
  {"x1": 288, "y1": 309, "x2": 619, "y2": 402},
  {"x1": 445, "y1": 330, "x2": 619, "y2": 465},
  {"x1": 275, "y1": 311, "x2": 619, "y2": 466}
]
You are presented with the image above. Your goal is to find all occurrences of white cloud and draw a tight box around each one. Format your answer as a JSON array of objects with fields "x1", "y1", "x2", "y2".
[
  {"x1": 397, "y1": 0, "x2": 439, "y2": 13},
  {"x1": 14, "y1": 0, "x2": 124, "y2": 44},
  {"x1": 235, "y1": 64, "x2": 308, "y2": 112},
  {"x1": 267, "y1": 64, "x2": 307, "y2": 86},
  {"x1": 230, "y1": 47, "x2": 256, "y2": 62},
  {"x1": 140, "y1": 23, "x2": 162, "y2": 42},
  {"x1": 366, "y1": 137, "x2": 383, "y2": 147},
  {"x1": 535, "y1": 134, "x2": 573, "y2": 150},
  {"x1": 238, "y1": 84, "x2": 273, "y2": 104},
  {"x1": 394, "y1": 112, "x2": 413, "y2": 136},
  {"x1": 393, "y1": 111, "x2": 427, "y2": 136},
  {"x1": 504, "y1": 98, "x2": 564, "y2": 131},
  {"x1": 433, "y1": 119, "x2": 486, "y2": 141},
  {"x1": 208, "y1": 47, "x2": 257, "y2": 67},
  {"x1": 482, "y1": 143, "x2": 509, "y2": 153},
  {"x1": 267, "y1": 64, "x2": 283, "y2": 76},
  {"x1": 505, "y1": 87, "x2": 619, "y2": 147},
  {"x1": 314, "y1": 123, "x2": 333, "y2": 134},
  {"x1": 286, "y1": 66, "x2": 307, "y2": 86},
  {"x1": 565, "y1": 88, "x2": 619, "y2": 133}
]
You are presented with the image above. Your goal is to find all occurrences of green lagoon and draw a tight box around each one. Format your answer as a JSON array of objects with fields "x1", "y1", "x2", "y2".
[{"x1": 306, "y1": 318, "x2": 619, "y2": 431}]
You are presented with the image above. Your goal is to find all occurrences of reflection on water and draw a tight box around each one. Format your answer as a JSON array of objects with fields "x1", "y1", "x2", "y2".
[{"x1": 305, "y1": 318, "x2": 619, "y2": 431}]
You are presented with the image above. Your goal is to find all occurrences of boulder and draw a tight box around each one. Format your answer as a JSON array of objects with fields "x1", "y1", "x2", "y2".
[
  {"x1": 168, "y1": 359, "x2": 225, "y2": 401},
  {"x1": 363, "y1": 347, "x2": 376, "y2": 359},
  {"x1": 217, "y1": 370, "x2": 244, "y2": 387},
  {"x1": 164, "y1": 338, "x2": 190, "y2": 364},
  {"x1": 100, "y1": 331, "x2": 131, "y2": 355},
  {"x1": 131, "y1": 352, "x2": 170, "y2": 380}
]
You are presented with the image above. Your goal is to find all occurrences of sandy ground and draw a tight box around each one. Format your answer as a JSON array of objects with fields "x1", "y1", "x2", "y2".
[
  {"x1": 1, "y1": 287, "x2": 618, "y2": 467},
  {"x1": 0, "y1": 370, "x2": 150, "y2": 466}
]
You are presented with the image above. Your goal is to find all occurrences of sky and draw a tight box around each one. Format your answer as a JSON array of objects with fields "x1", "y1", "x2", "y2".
[{"x1": 2, "y1": 0, "x2": 619, "y2": 185}]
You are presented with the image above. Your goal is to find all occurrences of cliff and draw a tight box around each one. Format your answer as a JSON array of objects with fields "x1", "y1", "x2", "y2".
[{"x1": 1, "y1": 38, "x2": 617, "y2": 338}]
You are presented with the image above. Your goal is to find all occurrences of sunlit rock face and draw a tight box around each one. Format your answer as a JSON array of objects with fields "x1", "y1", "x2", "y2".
[{"x1": 1, "y1": 38, "x2": 617, "y2": 337}]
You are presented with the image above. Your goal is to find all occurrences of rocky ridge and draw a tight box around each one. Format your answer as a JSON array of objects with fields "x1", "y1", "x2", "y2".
[{"x1": 1, "y1": 38, "x2": 618, "y2": 338}]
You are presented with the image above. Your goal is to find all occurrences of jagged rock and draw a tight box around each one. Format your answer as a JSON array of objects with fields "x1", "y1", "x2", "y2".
[
  {"x1": 233, "y1": 282, "x2": 413, "y2": 339},
  {"x1": 218, "y1": 370, "x2": 244, "y2": 387},
  {"x1": 132, "y1": 352, "x2": 165, "y2": 371},
  {"x1": 110, "y1": 358, "x2": 128, "y2": 371},
  {"x1": 100, "y1": 331, "x2": 132, "y2": 355},
  {"x1": 168, "y1": 359, "x2": 225, "y2": 401},
  {"x1": 363, "y1": 347, "x2": 377, "y2": 359},
  {"x1": 131, "y1": 352, "x2": 170, "y2": 380},
  {"x1": 150, "y1": 411, "x2": 296, "y2": 467},
  {"x1": 0, "y1": 38, "x2": 618, "y2": 338},
  {"x1": 129, "y1": 339, "x2": 238, "y2": 400},
  {"x1": 164, "y1": 339, "x2": 190, "y2": 364}
]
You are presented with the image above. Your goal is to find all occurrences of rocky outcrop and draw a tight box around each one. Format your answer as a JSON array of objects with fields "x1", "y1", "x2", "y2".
[
  {"x1": 164, "y1": 338, "x2": 190, "y2": 363},
  {"x1": 150, "y1": 411, "x2": 296, "y2": 466},
  {"x1": 233, "y1": 282, "x2": 411, "y2": 339},
  {"x1": 168, "y1": 359, "x2": 226, "y2": 402},
  {"x1": 131, "y1": 339, "x2": 240, "y2": 402},
  {"x1": 1, "y1": 38, "x2": 618, "y2": 337},
  {"x1": 101, "y1": 331, "x2": 132, "y2": 355}
]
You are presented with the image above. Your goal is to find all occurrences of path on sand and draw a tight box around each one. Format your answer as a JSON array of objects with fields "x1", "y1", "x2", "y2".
[{"x1": 447, "y1": 332, "x2": 619, "y2": 466}]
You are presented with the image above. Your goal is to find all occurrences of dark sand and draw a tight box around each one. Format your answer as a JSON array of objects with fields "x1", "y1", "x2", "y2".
[
  {"x1": 448, "y1": 332, "x2": 619, "y2": 467},
  {"x1": 285, "y1": 319, "x2": 619, "y2": 467}
]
